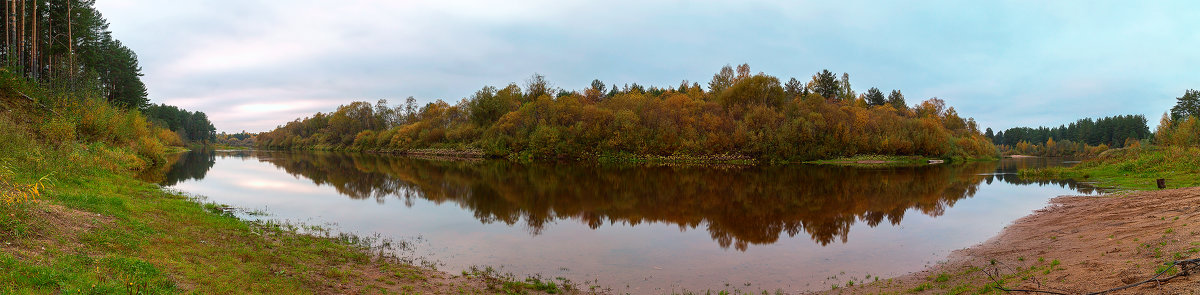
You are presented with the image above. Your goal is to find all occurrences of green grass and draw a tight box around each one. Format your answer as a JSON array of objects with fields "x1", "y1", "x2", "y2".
[
  {"x1": 1, "y1": 163, "x2": 393, "y2": 293},
  {"x1": 1019, "y1": 145, "x2": 1200, "y2": 190},
  {"x1": 806, "y1": 154, "x2": 940, "y2": 167},
  {"x1": 0, "y1": 75, "x2": 478, "y2": 294}
]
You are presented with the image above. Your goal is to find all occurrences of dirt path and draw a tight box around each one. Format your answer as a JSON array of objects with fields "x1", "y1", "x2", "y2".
[{"x1": 827, "y1": 187, "x2": 1200, "y2": 294}]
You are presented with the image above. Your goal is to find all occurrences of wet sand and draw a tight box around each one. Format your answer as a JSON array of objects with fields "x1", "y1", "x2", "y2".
[{"x1": 833, "y1": 187, "x2": 1200, "y2": 294}]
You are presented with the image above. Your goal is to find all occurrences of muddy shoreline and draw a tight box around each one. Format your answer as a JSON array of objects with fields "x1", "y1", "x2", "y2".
[{"x1": 830, "y1": 187, "x2": 1200, "y2": 294}]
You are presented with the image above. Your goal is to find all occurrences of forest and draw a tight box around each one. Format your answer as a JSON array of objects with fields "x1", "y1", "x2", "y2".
[
  {"x1": 257, "y1": 65, "x2": 998, "y2": 162},
  {"x1": 143, "y1": 104, "x2": 216, "y2": 144},
  {"x1": 0, "y1": 0, "x2": 213, "y2": 143},
  {"x1": 987, "y1": 114, "x2": 1151, "y2": 156}
]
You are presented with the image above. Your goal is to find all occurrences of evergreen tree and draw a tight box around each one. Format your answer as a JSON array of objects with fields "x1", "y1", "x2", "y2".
[
  {"x1": 864, "y1": 87, "x2": 886, "y2": 106},
  {"x1": 887, "y1": 90, "x2": 907, "y2": 110},
  {"x1": 1170, "y1": 89, "x2": 1200, "y2": 121},
  {"x1": 807, "y1": 69, "x2": 839, "y2": 100},
  {"x1": 590, "y1": 79, "x2": 606, "y2": 94},
  {"x1": 784, "y1": 77, "x2": 804, "y2": 98}
]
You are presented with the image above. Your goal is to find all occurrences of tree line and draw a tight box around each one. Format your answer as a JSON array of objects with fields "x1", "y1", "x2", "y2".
[
  {"x1": 215, "y1": 131, "x2": 255, "y2": 148},
  {"x1": 1, "y1": 0, "x2": 215, "y2": 144},
  {"x1": 257, "y1": 64, "x2": 997, "y2": 162},
  {"x1": 142, "y1": 103, "x2": 216, "y2": 144}
]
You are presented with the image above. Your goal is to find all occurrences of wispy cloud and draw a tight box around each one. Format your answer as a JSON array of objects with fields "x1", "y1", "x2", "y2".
[{"x1": 96, "y1": 0, "x2": 1200, "y2": 132}]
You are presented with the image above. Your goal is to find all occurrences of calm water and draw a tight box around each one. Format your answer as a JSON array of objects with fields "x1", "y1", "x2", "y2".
[{"x1": 151, "y1": 150, "x2": 1096, "y2": 293}]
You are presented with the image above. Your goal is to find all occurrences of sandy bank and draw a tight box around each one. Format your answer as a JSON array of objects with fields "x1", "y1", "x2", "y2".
[{"x1": 830, "y1": 187, "x2": 1200, "y2": 294}]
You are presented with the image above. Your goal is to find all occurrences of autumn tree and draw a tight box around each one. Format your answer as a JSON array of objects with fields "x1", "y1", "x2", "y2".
[
  {"x1": 708, "y1": 64, "x2": 735, "y2": 95},
  {"x1": 719, "y1": 74, "x2": 785, "y2": 108},
  {"x1": 469, "y1": 86, "x2": 506, "y2": 126},
  {"x1": 735, "y1": 63, "x2": 751, "y2": 82},
  {"x1": 524, "y1": 73, "x2": 551, "y2": 101},
  {"x1": 257, "y1": 64, "x2": 999, "y2": 161}
]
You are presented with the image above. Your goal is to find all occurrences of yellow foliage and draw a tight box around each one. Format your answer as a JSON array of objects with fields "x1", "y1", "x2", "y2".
[
  {"x1": 156, "y1": 128, "x2": 184, "y2": 147},
  {"x1": 40, "y1": 118, "x2": 77, "y2": 146},
  {"x1": 0, "y1": 167, "x2": 51, "y2": 205}
]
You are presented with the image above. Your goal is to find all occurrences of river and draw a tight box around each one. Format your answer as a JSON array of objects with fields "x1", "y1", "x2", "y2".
[{"x1": 148, "y1": 150, "x2": 1096, "y2": 293}]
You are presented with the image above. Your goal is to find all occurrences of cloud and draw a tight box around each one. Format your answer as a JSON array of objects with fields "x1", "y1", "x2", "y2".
[{"x1": 95, "y1": 0, "x2": 1200, "y2": 132}]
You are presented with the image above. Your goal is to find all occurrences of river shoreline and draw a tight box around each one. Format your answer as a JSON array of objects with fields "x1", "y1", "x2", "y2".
[{"x1": 831, "y1": 187, "x2": 1200, "y2": 294}]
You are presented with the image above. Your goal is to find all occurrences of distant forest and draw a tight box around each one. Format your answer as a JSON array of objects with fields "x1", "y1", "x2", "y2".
[
  {"x1": 986, "y1": 115, "x2": 1150, "y2": 156},
  {"x1": 257, "y1": 64, "x2": 997, "y2": 162},
  {"x1": 0, "y1": 0, "x2": 214, "y2": 143},
  {"x1": 143, "y1": 104, "x2": 216, "y2": 143}
]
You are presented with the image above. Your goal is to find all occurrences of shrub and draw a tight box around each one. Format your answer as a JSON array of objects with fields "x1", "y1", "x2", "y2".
[
  {"x1": 40, "y1": 118, "x2": 77, "y2": 147},
  {"x1": 155, "y1": 128, "x2": 184, "y2": 147}
]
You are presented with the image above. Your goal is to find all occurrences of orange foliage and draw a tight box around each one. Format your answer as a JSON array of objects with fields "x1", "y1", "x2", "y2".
[{"x1": 257, "y1": 66, "x2": 998, "y2": 161}]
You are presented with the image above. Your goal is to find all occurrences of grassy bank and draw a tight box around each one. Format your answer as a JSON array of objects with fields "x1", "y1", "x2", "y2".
[
  {"x1": 805, "y1": 154, "x2": 933, "y2": 167},
  {"x1": 0, "y1": 77, "x2": 571, "y2": 294},
  {"x1": 1019, "y1": 146, "x2": 1200, "y2": 190}
]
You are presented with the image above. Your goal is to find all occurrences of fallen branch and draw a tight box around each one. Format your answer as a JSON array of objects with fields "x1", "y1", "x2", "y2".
[{"x1": 11, "y1": 89, "x2": 58, "y2": 116}]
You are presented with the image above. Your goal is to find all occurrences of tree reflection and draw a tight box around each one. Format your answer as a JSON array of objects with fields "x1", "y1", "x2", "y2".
[
  {"x1": 139, "y1": 148, "x2": 217, "y2": 185},
  {"x1": 185, "y1": 151, "x2": 1094, "y2": 250}
]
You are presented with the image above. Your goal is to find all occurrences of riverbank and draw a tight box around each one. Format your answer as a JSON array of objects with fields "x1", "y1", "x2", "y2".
[
  {"x1": 825, "y1": 187, "x2": 1200, "y2": 294},
  {"x1": 823, "y1": 146, "x2": 1200, "y2": 294},
  {"x1": 1, "y1": 162, "x2": 581, "y2": 294},
  {"x1": 1020, "y1": 146, "x2": 1200, "y2": 190},
  {"x1": 805, "y1": 155, "x2": 934, "y2": 167},
  {"x1": 0, "y1": 89, "x2": 577, "y2": 293}
]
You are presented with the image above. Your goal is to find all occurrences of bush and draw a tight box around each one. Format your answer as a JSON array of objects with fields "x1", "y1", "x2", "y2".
[
  {"x1": 40, "y1": 118, "x2": 77, "y2": 147},
  {"x1": 155, "y1": 129, "x2": 184, "y2": 147}
]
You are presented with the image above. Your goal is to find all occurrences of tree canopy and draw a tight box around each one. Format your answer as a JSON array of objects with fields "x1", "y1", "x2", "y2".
[
  {"x1": 143, "y1": 103, "x2": 217, "y2": 143},
  {"x1": 1, "y1": 0, "x2": 149, "y2": 109},
  {"x1": 1, "y1": 0, "x2": 215, "y2": 142},
  {"x1": 1170, "y1": 89, "x2": 1200, "y2": 121},
  {"x1": 258, "y1": 65, "x2": 997, "y2": 162}
]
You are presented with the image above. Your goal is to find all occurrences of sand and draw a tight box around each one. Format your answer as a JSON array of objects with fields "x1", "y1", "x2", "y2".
[{"x1": 829, "y1": 187, "x2": 1200, "y2": 294}]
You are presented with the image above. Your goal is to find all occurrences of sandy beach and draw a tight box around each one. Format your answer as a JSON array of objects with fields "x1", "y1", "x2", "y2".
[{"x1": 830, "y1": 187, "x2": 1200, "y2": 294}]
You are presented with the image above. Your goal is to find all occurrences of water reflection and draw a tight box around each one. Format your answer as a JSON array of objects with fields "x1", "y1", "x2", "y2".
[
  {"x1": 156, "y1": 151, "x2": 1094, "y2": 250},
  {"x1": 138, "y1": 148, "x2": 217, "y2": 185}
]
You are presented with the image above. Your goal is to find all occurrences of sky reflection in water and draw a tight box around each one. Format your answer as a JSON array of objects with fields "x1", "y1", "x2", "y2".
[{"x1": 157, "y1": 150, "x2": 1094, "y2": 293}]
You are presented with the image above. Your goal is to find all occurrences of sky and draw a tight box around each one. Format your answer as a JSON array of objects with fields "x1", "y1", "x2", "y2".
[{"x1": 94, "y1": 0, "x2": 1200, "y2": 133}]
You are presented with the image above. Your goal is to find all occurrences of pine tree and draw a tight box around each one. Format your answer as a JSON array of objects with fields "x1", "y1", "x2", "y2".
[
  {"x1": 807, "y1": 69, "x2": 839, "y2": 100},
  {"x1": 1170, "y1": 89, "x2": 1200, "y2": 121},
  {"x1": 886, "y1": 90, "x2": 907, "y2": 110},
  {"x1": 864, "y1": 87, "x2": 886, "y2": 106}
]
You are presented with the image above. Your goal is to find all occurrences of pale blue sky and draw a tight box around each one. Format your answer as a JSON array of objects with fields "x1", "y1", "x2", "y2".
[{"x1": 95, "y1": 0, "x2": 1199, "y2": 133}]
